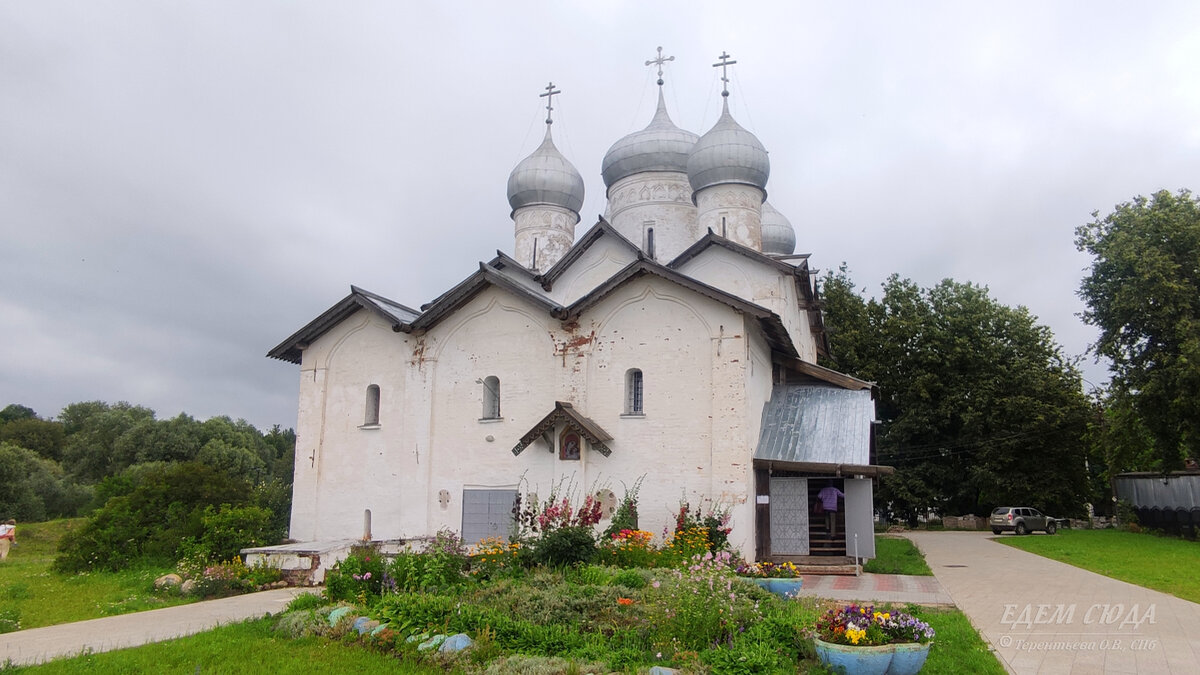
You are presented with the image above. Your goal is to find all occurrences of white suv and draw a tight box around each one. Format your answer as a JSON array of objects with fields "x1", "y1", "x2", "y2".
[{"x1": 990, "y1": 507, "x2": 1057, "y2": 535}]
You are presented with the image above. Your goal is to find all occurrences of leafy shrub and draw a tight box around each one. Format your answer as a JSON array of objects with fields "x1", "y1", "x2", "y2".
[
  {"x1": 54, "y1": 462, "x2": 254, "y2": 572},
  {"x1": 286, "y1": 592, "x2": 327, "y2": 612},
  {"x1": 324, "y1": 546, "x2": 388, "y2": 601},
  {"x1": 702, "y1": 640, "x2": 791, "y2": 674},
  {"x1": 608, "y1": 568, "x2": 648, "y2": 589},
  {"x1": 389, "y1": 550, "x2": 466, "y2": 592},
  {"x1": 195, "y1": 503, "x2": 278, "y2": 562},
  {"x1": 528, "y1": 526, "x2": 596, "y2": 567}
]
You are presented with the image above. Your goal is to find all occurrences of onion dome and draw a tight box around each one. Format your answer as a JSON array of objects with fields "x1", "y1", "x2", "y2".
[
  {"x1": 761, "y1": 201, "x2": 796, "y2": 255},
  {"x1": 686, "y1": 98, "x2": 770, "y2": 195},
  {"x1": 506, "y1": 125, "x2": 585, "y2": 215},
  {"x1": 601, "y1": 90, "x2": 699, "y2": 188}
]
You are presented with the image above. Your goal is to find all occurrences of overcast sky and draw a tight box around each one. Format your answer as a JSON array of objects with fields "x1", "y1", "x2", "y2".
[{"x1": 2, "y1": 2, "x2": 1197, "y2": 430}]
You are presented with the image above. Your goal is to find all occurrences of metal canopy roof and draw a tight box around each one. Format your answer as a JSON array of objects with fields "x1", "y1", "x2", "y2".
[{"x1": 754, "y1": 384, "x2": 879, "y2": 470}]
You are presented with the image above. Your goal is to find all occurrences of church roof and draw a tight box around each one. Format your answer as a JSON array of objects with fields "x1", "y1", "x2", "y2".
[
  {"x1": 266, "y1": 286, "x2": 419, "y2": 363},
  {"x1": 754, "y1": 384, "x2": 892, "y2": 476},
  {"x1": 536, "y1": 218, "x2": 641, "y2": 290},
  {"x1": 601, "y1": 89, "x2": 699, "y2": 189},
  {"x1": 512, "y1": 401, "x2": 613, "y2": 457}
]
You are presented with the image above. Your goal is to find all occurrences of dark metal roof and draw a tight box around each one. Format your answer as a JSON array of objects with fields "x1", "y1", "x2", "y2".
[
  {"x1": 408, "y1": 262, "x2": 566, "y2": 332},
  {"x1": 512, "y1": 401, "x2": 613, "y2": 457},
  {"x1": 669, "y1": 230, "x2": 807, "y2": 277},
  {"x1": 266, "y1": 286, "x2": 420, "y2": 364},
  {"x1": 754, "y1": 385, "x2": 878, "y2": 467}
]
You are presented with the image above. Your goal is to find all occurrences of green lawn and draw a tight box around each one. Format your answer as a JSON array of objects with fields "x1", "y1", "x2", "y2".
[
  {"x1": 0, "y1": 519, "x2": 195, "y2": 630},
  {"x1": 996, "y1": 528, "x2": 1200, "y2": 603},
  {"x1": 863, "y1": 535, "x2": 933, "y2": 575},
  {"x1": 5, "y1": 618, "x2": 437, "y2": 674}
]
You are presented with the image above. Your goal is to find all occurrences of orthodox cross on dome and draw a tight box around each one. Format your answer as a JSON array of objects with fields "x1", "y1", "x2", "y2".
[
  {"x1": 713, "y1": 51, "x2": 737, "y2": 97},
  {"x1": 645, "y1": 46, "x2": 674, "y2": 86},
  {"x1": 539, "y1": 81, "x2": 561, "y2": 125}
]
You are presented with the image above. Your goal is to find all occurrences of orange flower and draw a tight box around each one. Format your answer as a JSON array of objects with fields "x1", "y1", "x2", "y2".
[{"x1": 617, "y1": 597, "x2": 634, "y2": 606}]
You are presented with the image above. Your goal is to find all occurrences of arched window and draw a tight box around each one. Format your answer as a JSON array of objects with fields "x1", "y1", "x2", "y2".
[
  {"x1": 482, "y1": 376, "x2": 501, "y2": 419},
  {"x1": 625, "y1": 369, "x2": 643, "y2": 415},
  {"x1": 364, "y1": 384, "x2": 381, "y2": 426},
  {"x1": 645, "y1": 227, "x2": 656, "y2": 260}
]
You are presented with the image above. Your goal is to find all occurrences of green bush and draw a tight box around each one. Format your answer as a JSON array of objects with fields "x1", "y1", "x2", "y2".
[
  {"x1": 389, "y1": 550, "x2": 465, "y2": 593},
  {"x1": 53, "y1": 462, "x2": 255, "y2": 572},
  {"x1": 528, "y1": 526, "x2": 596, "y2": 567},
  {"x1": 325, "y1": 546, "x2": 388, "y2": 601},
  {"x1": 196, "y1": 504, "x2": 277, "y2": 562}
]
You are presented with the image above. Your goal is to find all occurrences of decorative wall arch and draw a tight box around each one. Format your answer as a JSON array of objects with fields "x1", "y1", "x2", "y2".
[{"x1": 427, "y1": 293, "x2": 557, "y2": 361}]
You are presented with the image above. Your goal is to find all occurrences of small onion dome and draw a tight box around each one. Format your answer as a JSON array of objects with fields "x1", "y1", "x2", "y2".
[
  {"x1": 506, "y1": 125, "x2": 585, "y2": 215},
  {"x1": 761, "y1": 201, "x2": 796, "y2": 255},
  {"x1": 686, "y1": 99, "x2": 769, "y2": 195},
  {"x1": 601, "y1": 90, "x2": 699, "y2": 189}
]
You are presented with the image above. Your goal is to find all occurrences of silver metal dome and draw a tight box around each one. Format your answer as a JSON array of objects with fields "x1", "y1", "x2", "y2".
[
  {"x1": 686, "y1": 99, "x2": 769, "y2": 194},
  {"x1": 507, "y1": 125, "x2": 585, "y2": 214},
  {"x1": 601, "y1": 90, "x2": 699, "y2": 188},
  {"x1": 761, "y1": 201, "x2": 796, "y2": 255}
]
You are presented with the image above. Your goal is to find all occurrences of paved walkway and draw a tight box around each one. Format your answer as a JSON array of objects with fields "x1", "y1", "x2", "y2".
[
  {"x1": 905, "y1": 531, "x2": 1200, "y2": 674},
  {"x1": 793, "y1": 572, "x2": 953, "y2": 606},
  {"x1": 0, "y1": 587, "x2": 306, "y2": 667}
]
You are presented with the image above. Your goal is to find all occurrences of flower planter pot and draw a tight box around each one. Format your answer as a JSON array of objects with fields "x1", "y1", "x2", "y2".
[
  {"x1": 736, "y1": 576, "x2": 803, "y2": 598},
  {"x1": 812, "y1": 639, "x2": 931, "y2": 675},
  {"x1": 813, "y1": 638, "x2": 893, "y2": 675},
  {"x1": 887, "y1": 642, "x2": 931, "y2": 675}
]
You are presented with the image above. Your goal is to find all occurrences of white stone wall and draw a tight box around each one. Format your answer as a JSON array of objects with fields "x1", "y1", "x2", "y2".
[
  {"x1": 548, "y1": 235, "x2": 639, "y2": 305},
  {"x1": 694, "y1": 185, "x2": 764, "y2": 252},
  {"x1": 604, "y1": 172, "x2": 700, "y2": 263},
  {"x1": 291, "y1": 277, "x2": 770, "y2": 557},
  {"x1": 513, "y1": 205, "x2": 579, "y2": 273},
  {"x1": 675, "y1": 246, "x2": 818, "y2": 362}
]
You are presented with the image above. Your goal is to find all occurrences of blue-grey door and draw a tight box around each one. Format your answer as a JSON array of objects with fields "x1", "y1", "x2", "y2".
[{"x1": 461, "y1": 489, "x2": 517, "y2": 545}]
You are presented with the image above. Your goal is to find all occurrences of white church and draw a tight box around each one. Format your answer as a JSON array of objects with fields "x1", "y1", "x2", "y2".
[{"x1": 268, "y1": 52, "x2": 892, "y2": 567}]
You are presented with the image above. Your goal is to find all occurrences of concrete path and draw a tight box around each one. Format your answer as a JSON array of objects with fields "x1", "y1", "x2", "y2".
[
  {"x1": 905, "y1": 531, "x2": 1200, "y2": 674},
  {"x1": 0, "y1": 587, "x2": 307, "y2": 667},
  {"x1": 793, "y1": 572, "x2": 953, "y2": 606}
]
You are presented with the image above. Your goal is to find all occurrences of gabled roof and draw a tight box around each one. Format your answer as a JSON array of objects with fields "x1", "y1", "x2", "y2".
[
  {"x1": 267, "y1": 286, "x2": 420, "y2": 364},
  {"x1": 537, "y1": 218, "x2": 642, "y2": 290},
  {"x1": 669, "y1": 230, "x2": 810, "y2": 277},
  {"x1": 409, "y1": 262, "x2": 566, "y2": 332},
  {"x1": 512, "y1": 401, "x2": 613, "y2": 457},
  {"x1": 565, "y1": 258, "x2": 800, "y2": 359}
]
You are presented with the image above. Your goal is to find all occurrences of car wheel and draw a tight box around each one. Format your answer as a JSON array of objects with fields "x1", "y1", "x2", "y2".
[
  {"x1": 1046, "y1": 522, "x2": 1057, "y2": 534},
  {"x1": 992, "y1": 528, "x2": 1002, "y2": 535},
  {"x1": 1016, "y1": 522, "x2": 1027, "y2": 535}
]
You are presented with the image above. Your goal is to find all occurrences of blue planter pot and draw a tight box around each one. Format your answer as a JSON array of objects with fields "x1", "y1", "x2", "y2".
[
  {"x1": 737, "y1": 576, "x2": 803, "y2": 598},
  {"x1": 814, "y1": 638, "x2": 893, "y2": 675},
  {"x1": 812, "y1": 639, "x2": 931, "y2": 675},
  {"x1": 887, "y1": 642, "x2": 931, "y2": 675}
]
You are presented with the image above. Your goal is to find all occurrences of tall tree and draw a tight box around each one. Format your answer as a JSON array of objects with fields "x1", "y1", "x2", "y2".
[
  {"x1": 1076, "y1": 189, "x2": 1200, "y2": 470},
  {"x1": 821, "y1": 268, "x2": 1091, "y2": 520}
]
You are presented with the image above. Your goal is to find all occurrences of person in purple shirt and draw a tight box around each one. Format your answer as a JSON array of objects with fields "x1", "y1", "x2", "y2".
[{"x1": 817, "y1": 484, "x2": 844, "y2": 536}]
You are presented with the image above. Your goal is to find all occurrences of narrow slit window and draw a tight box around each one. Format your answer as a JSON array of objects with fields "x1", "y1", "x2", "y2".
[
  {"x1": 626, "y1": 369, "x2": 644, "y2": 415},
  {"x1": 482, "y1": 376, "x2": 501, "y2": 419},
  {"x1": 646, "y1": 227, "x2": 656, "y2": 260},
  {"x1": 364, "y1": 384, "x2": 381, "y2": 426}
]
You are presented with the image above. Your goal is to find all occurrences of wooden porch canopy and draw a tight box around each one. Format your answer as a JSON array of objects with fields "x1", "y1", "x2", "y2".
[{"x1": 511, "y1": 401, "x2": 613, "y2": 457}]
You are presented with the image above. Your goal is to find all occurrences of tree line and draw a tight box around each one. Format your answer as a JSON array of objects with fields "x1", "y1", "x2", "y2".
[
  {"x1": 819, "y1": 188, "x2": 1199, "y2": 523},
  {"x1": 0, "y1": 401, "x2": 294, "y2": 570}
]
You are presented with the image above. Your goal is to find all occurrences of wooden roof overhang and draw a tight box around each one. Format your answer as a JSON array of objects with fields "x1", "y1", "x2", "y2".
[
  {"x1": 753, "y1": 459, "x2": 895, "y2": 478},
  {"x1": 512, "y1": 401, "x2": 613, "y2": 457},
  {"x1": 267, "y1": 285, "x2": 420, "y2": 364}
]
